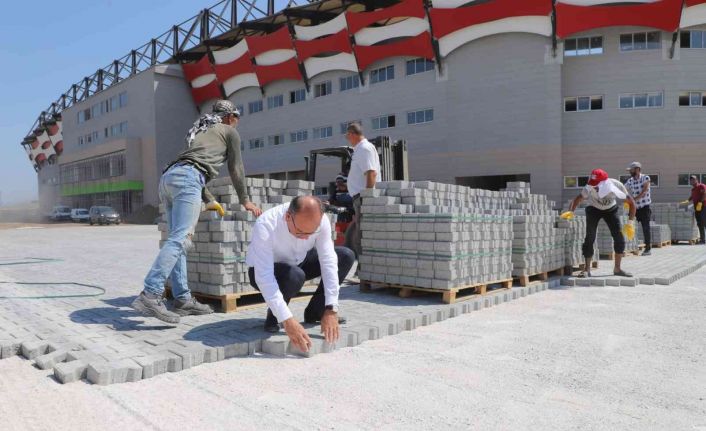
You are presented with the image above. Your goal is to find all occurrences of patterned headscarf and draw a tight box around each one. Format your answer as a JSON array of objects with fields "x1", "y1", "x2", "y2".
[{"x1": 185, "y1": 113, "x2": 222, "y2": 147}]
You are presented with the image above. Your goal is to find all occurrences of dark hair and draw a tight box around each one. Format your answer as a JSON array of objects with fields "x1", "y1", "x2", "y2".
[
  {"x1": 288, "y1": 196, "x2": 324, "y2": 215},
  {"x1": 691, "y1": 175, "x2": 699, "y2": 181},
  {"x1": 346, "y1": 122, "x2": 363, "y2": 136}
]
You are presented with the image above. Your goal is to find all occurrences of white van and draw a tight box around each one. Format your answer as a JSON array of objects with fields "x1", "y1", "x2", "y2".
[{"x1": 70, "y1": 208, "x2": 90, "y2": 223}]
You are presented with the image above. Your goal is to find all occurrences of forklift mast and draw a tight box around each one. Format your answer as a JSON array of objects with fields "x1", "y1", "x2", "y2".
[{"x1": 305, "y1": 136, "x2": 408, "y2": 184}]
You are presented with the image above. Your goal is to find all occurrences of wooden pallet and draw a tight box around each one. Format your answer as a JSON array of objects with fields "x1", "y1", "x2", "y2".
[
  {"x1": 359, "y1": 278, "x2": 513, "y2": 304},
  {"x1": 514, "y1": 267, "x2": 564, "y2": 287},
  {"x1": 671, "y1": 239, "x2": 699, "y2": 245},
  {"x1": 652, "y1": 240, "x2": 671, "y2": 248},
  {"x1": 164, "y1": 286, "x2": 313, "y2": 313}
]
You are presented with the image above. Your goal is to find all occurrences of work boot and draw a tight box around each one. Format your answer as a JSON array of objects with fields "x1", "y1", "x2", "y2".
[
  {"x1": 173, "y1": 297, "x2": 213, "y2": 316},
  {"x1": 131, "y1": 292, "x2": 180, "y2": 324},
  {"x1": 641, "y1": 249, "x2": 652, "y2": 256}
]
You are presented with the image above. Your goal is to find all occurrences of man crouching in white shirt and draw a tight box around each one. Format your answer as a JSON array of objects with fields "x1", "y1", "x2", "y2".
[{"x1": 245, "y1": 195, "x2": 355, "y2": 352}]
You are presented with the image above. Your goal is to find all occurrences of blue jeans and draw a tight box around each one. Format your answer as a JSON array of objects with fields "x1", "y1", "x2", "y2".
[{"x1": 143, "y1": 164, "x2": 204, "y2": 300}]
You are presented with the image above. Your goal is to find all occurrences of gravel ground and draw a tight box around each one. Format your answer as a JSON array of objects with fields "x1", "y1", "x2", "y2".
[{"x1": 1, "y1": 256, "x2": 705, "y2": 430}]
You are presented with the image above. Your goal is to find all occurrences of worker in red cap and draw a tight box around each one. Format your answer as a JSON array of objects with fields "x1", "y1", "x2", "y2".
[{"x1": 561, "y1": 168, "x2": 637, "y2": 278}]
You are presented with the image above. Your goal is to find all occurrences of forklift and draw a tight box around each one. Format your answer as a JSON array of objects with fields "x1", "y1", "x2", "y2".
[{"x1": 304, "y1": 136, "x2": 409, "y2": 246}]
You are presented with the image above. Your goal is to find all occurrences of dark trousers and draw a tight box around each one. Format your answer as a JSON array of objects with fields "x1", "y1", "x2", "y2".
[
  {"x1": 248, "y1": 246, "x2": 356, "y2": 325},
  {"x1": 344, "y1": 195, "x2": 362, "y2": 259},
  {"x1": 583, "y1": 205, "x2": 625, "y2": 258},
  {"x1": 636, "y1": 205, "x2": 652, "y2": 249},
  {"x1": 696, "y1": 209, "x2": 706, "y2": 243}
]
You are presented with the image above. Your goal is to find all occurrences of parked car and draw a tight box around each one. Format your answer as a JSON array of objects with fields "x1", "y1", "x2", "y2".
[
  {"x1": 89, "y1": 206, "x2": 121, "y2": 225},
  {"x1": 49, "y1": 205, "x2": 72, "y2": 221},
  {"x1": 70, "y1": 208, "x2": 90, "y2": 223}
]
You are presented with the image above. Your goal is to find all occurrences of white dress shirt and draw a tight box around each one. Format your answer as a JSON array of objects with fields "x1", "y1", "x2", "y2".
[
  {"x1": 245, "y1": 203, "x2": 339, "y2": 322},
  {"x1": 347, "y1": 138, "x2": 380, "y2": 197}
]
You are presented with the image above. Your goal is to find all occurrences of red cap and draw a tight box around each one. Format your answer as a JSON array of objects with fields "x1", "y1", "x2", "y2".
[{"x1": 587, "y1": 169, "x2": 608, "y2": 186}]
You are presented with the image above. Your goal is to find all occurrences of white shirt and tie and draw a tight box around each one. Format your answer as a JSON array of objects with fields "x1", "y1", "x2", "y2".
[
  {"x1": 347, "y1": 138, "x2": 381, "y2": 197},
  {"x1": 245, "y1": 204, "x2": 339, "y2": 322}
]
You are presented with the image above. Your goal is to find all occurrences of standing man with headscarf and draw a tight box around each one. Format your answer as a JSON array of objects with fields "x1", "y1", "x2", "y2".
[
  {"x1": 682, "y1": 175, "x2": 706, "y2": 244},
  {"x1": 561, "y1": 169, "x2": 637, "y2": 278},
  {"x1": 132, "y1": 100, "x2": 261, "y2": 323}
]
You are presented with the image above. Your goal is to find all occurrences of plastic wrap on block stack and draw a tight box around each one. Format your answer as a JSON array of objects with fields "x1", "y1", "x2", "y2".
[
  {"x1": 158, "y1": 177, "x2": 314, "y2": 296},
  {"x1": 637, "y1": 222, "x2": 672, "y2": 246},
  {"x1": 650, "y1": 203, "x2": 699, "y2": 242},
  {"x1": 357, "y1": 181, "x2": 513, "y2": 290},
  {"x1": 502, "y1": 182, "x2": 564, "y2": 276}
]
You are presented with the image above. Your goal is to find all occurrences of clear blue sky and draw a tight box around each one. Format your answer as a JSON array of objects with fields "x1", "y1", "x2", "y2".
[{"x1": 0, "y1": 0, "x2": 292, "y2": 206}]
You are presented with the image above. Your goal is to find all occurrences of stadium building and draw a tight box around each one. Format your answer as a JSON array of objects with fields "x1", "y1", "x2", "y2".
[{"x1": 22, "y1": 0, "x2": 706, "y2": 218}]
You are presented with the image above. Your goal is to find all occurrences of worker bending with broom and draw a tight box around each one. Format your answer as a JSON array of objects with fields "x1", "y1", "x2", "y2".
[{"x1": 561, "y1": 169, "x2": 637, "y2": 278}]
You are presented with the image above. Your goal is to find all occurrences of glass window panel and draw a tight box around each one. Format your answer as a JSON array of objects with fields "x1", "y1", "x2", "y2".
[
  {"x1": 620, "y1": 34, "x2": 633, "y2": 51},
  {"x1": 416, "y1": 111, "x2": 424, "y2": 123},
  {"x1": 647, "y1": 32, "x2": 661, "y2": 49},
  {"x1": 680, "y1": 31, "x2": 691, "y2": 48},
  {"x1": 406, "y1": 61, "x2": 415, "y2": 76},
  {"x1": 389, "y1": 115, "x2": 396, "y2": 127},
  {"x1": 678, "y1": 174, "x2": 690, "y2": 186},
  {"x1": 634, "y1": 94, "x2": 648, "y2": 108},
  {"x1": 564, "y1": 38, "x2": 577, "y2": 56},
  {"x1": 633, "y1": 32, "x2": 647, "y2": 50},
  {"x1": 578, "y1": 176, "x2": 589, "y2": 187},
  {"x1": 119, "y1": 92, "x2": 128, "y2": 108},
  {"x1": 591, "y1": 96, "x2": 602, "y2": 110},
  {"x1": 620, "y1": 95, "x2": 633, "y2": 109},
  {"x1": 387, "y1": 65, "x2": 394, "y2": 80},
  {"x1": 692, "y1": 30, "x2": 703, "y2": 48},
  {"x1": 651, "y1": 175, "x2": 659, "y2": 187},
  {"x1": 690, "y1": 92, "x2": 702, "y2": 106},
  {"x1": 565, "y1": 98, "x2": 577, "y2": 112},
  {"x1": 577, "y1": 37, "x2": 590, "y2": 55},
  {"x1": 679, "y1": 92, "x2": 690, "y2": 106},
  {"x1": 578, "y1": 96, "x2": 590, "y2": 111},
  {"x1": 648, "y1": 93, "x2": 663, "y2": 107},
  {"x1": 407, "y1": 112, "x2": 415, "y2": 124},
  {"x1": 590, "y1": 36, "x2": 603, "y2": 54},
  {"x1": 425, "y1": 109, "x2": 433, "y2": 122},
  {"x1": 564, "y1": 177, "x2": 577, "y2": 188}
]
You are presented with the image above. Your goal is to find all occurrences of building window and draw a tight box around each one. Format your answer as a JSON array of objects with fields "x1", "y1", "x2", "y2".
[
  {"x1": 407, "y1": 108, "x2": 434, "y2": 125},
  {"x1": 679, "y1": 91, "x2": 706, "y2": 107},
  {"x1": 77, "y1": 108, "x2": 91, "y2": 124},
  {"x1": 406, "y1": 58, "x2": 435, "y2": 76},
  {"x1": 620, "y1": 31, "x2": 661, "y2": 52},
  {"x1": 78, "y1": 136, "x2": 84, "y2": 146},
  {"x1": 619, "y1": 174, "x2": 660, "y2": 187},
  {"x1": 372, "y1": 114, "x2": 396, "y2": 130},
  {"x1": 60, "y1": 151, "x2": 126, "y2": 184},
  {"x1": 268, "y1": 134, "x2": 284, "y2": 146},
  {"x1": 340, "y1": 75, "x2": 360, "y2": 92},
  {"x1": 313, "y1": 126, "x2": 333, "y2": 140},
  {"x1": 370, "y1": 65, "x2": 394, "y2": 84},
  {"x1": 119, "y1": 92, "x2": 128, "y2": 108},
  {"x1": 340, "y1": 120, "x2": 362, "y2": 134},
  {"x1": 563, "y1": 176, "x2": 590, "y2": 189},
  {"x1": 290, "y1": 88, "x2": 306, "y2": 104},
  {"x1": 248, "y1": 137, "x2": 265, "y2": 150},
  {"x1": 619, "y1": 92, "x2": 663, "y2": 109},
  {"x1": 105, "y1": 121, "x2": 127, "y2": 139},
  {"x1": 248, "y1": 100, "x2": 263, "y2": 114},
  {"x1": 680, "y1": 30, "x2": 706, "y2": 49},
  {"x1": 290, "y1": 129, "x2": 308, "y2": 143},
  {"x1": 564, "y1": 96, "x2": 603, "y2": 112},
  {"x1": 267, "y1": 94, "x2": 284, "y2": 109},
  {"x1": 91, "y1": 103, "x2": 102, "y2": 119},
  {"x1": 564, "y1": 36, "x2": 603, "y2": 57},
  {"x1": 678, "y1": 173, "x2": 706, "y2": 186},
  {"x1": 314, "y1": 81, "x2": 332, "y2": 98}
]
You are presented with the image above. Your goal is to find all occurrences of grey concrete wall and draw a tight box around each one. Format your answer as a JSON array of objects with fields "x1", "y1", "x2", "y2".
[{"x1": 561, "y1": 26, "x2": 706, "y2": 203}]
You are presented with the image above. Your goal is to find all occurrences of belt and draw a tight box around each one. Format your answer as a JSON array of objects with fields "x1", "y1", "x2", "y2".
[
  {"x1": 166, "y1": 161, "x2": 207, "y2": 183},
  {"x1": 352, "y1": 193, "x2": 360, "y2": 200}
]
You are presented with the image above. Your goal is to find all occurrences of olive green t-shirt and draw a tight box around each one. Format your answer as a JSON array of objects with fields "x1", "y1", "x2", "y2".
[{"x1": 174, "y1": 123, "x2": 248, "y2": 205}]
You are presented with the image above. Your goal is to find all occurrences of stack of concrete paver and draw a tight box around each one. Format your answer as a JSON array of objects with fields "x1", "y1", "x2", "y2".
[
  {"x1": 502, "y1": 182, "x2": 565, "y2": 277},
  {"x1": 357, "y1": 181, "x2": 513, "y2": 290},
  {"x1": 556, "y1": 215, "x2": 593, "y2": 268},
  {"x1": 594, "y1": 213, "x2": 640, "y2": 256},
  {"x1": 158, "y1": 177, "x2": 315, "y2": 296},
  {"x1": 637, "y1": 222, "x2": 672, "y2": 246},
  {"x1": 651, "y1": 203, "x2": 699, "y2": 242}
]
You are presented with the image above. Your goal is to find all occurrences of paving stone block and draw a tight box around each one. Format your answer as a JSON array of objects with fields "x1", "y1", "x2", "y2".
[
  {"x1": 576, "y1": 278, "x2": 592, "y2": 287},
  {"x1": 261, "y1": 335, "x2": 290, "y2": 357},
  {"x1": 167, "y1": 346, "x2": 205, "y2": 369},
  {"x1": 21, "y1": 340, "x2": 49, "y2": 360},
  {"x1": 35, "y1": 349, "x2": 69, "y2": 370},
  {"x1": 134, "y1": 354, "x2": 172, "y2": 379},
  {"x1": 620, "y1": 278, "x2": 638, "y2": 287},
  {"x1": 53, "y1": 360, "x2": 89, "y2": 384},
  {"x1": 590, "y1": 279, "x2": 606, "y2": 287},
  {"x1": 223, "y1": 341, "x2": 250, "y2": 359},
  {"x1": 639, "y1": 277, "x2": 655, "y2": 285},
  {"x1": 0, "y1": 339, "x2": 23, "y2": 359},
  {"x1": 605, "y1": 278, "x2": 621, "y2": 287},
  {"x1": 87, "y1": 359, "x2": 143, "y2": 385}
]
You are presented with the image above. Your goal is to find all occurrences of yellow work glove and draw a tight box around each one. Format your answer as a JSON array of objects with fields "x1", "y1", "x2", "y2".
[
  {"x1": 205, "y1": 201, "x2": 225, "y2": 217},
  {"x1": 697, "y1": 202, "x2": 703, "y2": 212},
  {"x1": 560, "y1": 211, "x2": 574, "y2": 220},
  {"x1": 622, "y1": 220, "x2": 635, "y2": 241},
  {"x1": 623, "y1": 201, "x2": 630, "y2": 211}
]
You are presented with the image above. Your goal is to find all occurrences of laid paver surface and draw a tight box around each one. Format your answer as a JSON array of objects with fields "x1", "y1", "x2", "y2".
[{"x1": 0, "y1": 224, "x2": 552, "y2": 385}]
